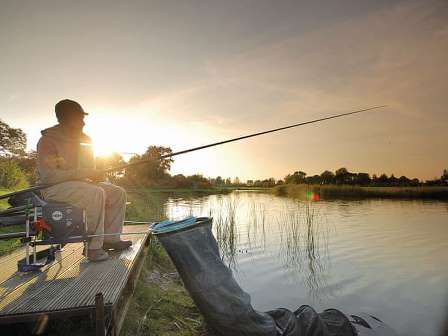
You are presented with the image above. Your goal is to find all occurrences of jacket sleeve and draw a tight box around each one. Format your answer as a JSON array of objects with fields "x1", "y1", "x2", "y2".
[
  {"x1": 37, "y1": 136, "x2": 86, "y2": 184},
  {"x1": 79, "y1": 134, "x2": 95, "y2": 169}
]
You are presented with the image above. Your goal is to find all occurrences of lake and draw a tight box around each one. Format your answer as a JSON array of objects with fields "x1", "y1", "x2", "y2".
[{"x1": 141, "y1": 190, "x2": 448, "y2": 336}]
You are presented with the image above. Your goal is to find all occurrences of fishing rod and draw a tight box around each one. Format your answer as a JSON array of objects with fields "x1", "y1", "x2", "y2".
[
  {"x1": 0, "y1": 230, "x2": 151, "y2": 241},
  {"x1": 0, "y1": 105, "x2": 386, "y2": 200}
]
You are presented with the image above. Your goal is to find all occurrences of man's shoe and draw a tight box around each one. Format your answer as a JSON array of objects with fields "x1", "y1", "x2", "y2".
[
  {"x1": 103, "y1": 240, "x2": 132, "y2": 251},
  {"x1": 86, "y1": 249, "x2": 109, "y2": 262}
]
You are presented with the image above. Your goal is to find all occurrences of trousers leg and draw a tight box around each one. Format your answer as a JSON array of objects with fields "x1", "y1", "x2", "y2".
[
  {"x1": 98, "y1": 182, "x2": 127, "y2": 243},
  {"x1": 41, "y1": 181, "x2": 106, "y2": 250}
]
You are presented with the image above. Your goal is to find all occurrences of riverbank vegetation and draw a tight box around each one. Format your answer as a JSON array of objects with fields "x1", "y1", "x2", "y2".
[
  {"x1": 274, "y1": 184, "x2": 448, "y2": 200},
  {"x1": 121, "y1": 239, "x2": 207, "y2": 336},
  {"x1": 283, "y1": 167, "x2": 448, "y2": 187},
  {"x1": 121, "y1": 191, "x2": 209, "y2": 336},
  {"x1": 2, "y1": 118, "x2": 447, "y2": 194},
  {"x1": 0, "y1": 189, "x2": 22, "y2": 255}
]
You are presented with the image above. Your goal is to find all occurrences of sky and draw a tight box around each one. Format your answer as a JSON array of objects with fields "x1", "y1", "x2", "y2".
[{"x1": 0, "y1": 0, "x2": 447, "y2": 181}]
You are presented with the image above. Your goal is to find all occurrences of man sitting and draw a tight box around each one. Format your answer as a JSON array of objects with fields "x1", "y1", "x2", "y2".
[{"x1": 37, "y1": 99, "x2": 132, "y2": 261}]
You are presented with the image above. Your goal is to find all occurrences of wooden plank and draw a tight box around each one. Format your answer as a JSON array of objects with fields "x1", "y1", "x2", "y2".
[
  {"x1": 0, "y1": 243, "x2": 84, "y2": 304},
  {"x1": 0, "y1": 244, "x2": 85, "y2": 313},
  {"x1": 0, "y1": 225, "x2": 149, "y2": 323},
  {"x1": 0, "y1": 243, "x2": 80, "y2": 285},
  {"x1": 113, "y1": 234, "x2": 151, "y2": 335}
]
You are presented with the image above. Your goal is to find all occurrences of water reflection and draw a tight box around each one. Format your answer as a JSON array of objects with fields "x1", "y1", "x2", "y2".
[
  {"x1": 210, "y1": 195, "x2": 240, "y2": 270},
  {"x1": 131, "y1": 191, "x2": 332, "y2": 297},
  {"x1": 247, "y1": 203, "x2": 267, "y2": 251},
  {"x1": 133, "y1": 191, "x2": 448, "y2": 336},
  {"x1": 277, "y1": 201, "x2": 330, "y2": 300},
  {"x1": 152, "y1": 191, "x2": 332, "y2": 299}
]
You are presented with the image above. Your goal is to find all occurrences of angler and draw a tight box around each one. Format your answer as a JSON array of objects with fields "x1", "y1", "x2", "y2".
[
  {"x1": 36, "y1": 99, "x2": 131, "y2": 262},
  {"x1": 0, "y1": 103, "x2": 386, "y2": 268}
]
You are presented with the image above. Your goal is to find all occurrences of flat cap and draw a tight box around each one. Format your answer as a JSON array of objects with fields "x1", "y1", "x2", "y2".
[{"x1": 55, "y1": 99, "x2": 88, "y2": 120}]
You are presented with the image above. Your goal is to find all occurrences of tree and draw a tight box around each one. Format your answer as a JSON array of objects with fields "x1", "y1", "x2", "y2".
[
  {"x1": 354, "y1": 173, "x2": 371, "y2": 186},
  {"x1": 95, "y1": 152, "x2": 126, "y2": 183},
  {"x1": 389, "y1": 174, "x2": 398, "y2": 186},
  {"x1": 335, "y1": 168, "x2": 353, "y2": 184},
  {"x1": 124, "y1": 146, "x2": 174, "y2": 186},
  {"x1": 410, "y1": 178, "x2": 420, "y2": 186},
  {"x1": 95, "y1": 152, "x2": 125, "y2": 170},
  {"x1": 16, "y1": 150, "x2": 38, "y2": 184},
  {"x1": 441, "y1": 169, "x2": 448, "y2": 185},
  {"x1": 285, "y1": 171, "x2": 307, "y2": 184},
  {"x1": 320, "y1": 170, "x2": 335, "y2": 184},
  {"x1": 171, "y1": 174, "x2": 189, "y2": 188},
  {"x1": 398, "y1": 175, "x2": 411, "y2": 186},
  {"x1": 186, "y1": 174, "x2": 211, "y2": 188},
  {"x1": 305, "y1": 174, "x2": 321, "y2": 184},
  {"x1": 0, "y1": 158, "x2": 28, "y2": 189},
  {"x1": 215, "y1": 176, "x2": 223, "y2": 186},
  {"x1": 377, "y1": 174, "x2": 389, "y2": 186},
  {"x1": 0, "y1": 120, "x2": 27, "y2": 156}
]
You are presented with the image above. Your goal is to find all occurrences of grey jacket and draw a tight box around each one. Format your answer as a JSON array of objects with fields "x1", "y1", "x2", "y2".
[{"x1": 37, "y1": 125, "x2": 94, "y2": 184}]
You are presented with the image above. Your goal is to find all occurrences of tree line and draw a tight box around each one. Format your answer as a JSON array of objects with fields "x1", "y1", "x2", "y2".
[
  {"x1": 283, "y1": 168, "x2": 448, "y2": 187},
  {"x1": 0, "y1": 119, "x2": 228, "y2": 189},
  {"x1": 1, "y1": 119, "x2": 447, "y2": 190}
]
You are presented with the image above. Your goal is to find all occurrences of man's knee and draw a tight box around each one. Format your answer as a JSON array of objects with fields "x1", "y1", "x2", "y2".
[
  {"x1": 105, "y1": 184, "x2": 126, "y2": 202},
  {"x1": 86, "y1": 185, "x2": 106, "y2": 206},
  {"x1": 115, "y1": 185, "x2": 126, "y2": 197}
]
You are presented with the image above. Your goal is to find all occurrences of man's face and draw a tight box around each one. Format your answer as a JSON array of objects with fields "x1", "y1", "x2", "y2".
[{"x1": 64, "y1": 113, "x2": 85, "y2": 134}]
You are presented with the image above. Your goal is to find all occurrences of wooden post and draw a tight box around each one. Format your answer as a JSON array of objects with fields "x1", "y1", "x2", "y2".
[{"x1": 95, "y1": 293, "x2": 105, "y2": 336}]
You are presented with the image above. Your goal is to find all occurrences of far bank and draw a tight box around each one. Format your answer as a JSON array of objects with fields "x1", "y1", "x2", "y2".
[{"x1": 273, "y1": 184, "x2": 448, "y2": 200}]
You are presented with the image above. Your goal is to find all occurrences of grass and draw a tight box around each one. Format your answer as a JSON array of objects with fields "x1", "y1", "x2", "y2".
[
  {"x1": 126, "y1": 187, "x2": 233, "y2": 196},
  {"x1": 121, "y1": 191, "x2": 210, "y2": 336},
  {"x1": 277, "y1": 201, "x2": 329, "y2": 300},
  {"x1": 0, "y1": 187, "x2": 209, "y2": 336},
  {"x1": 273, "y1": 184, "x2": 448, "y2": 200},
  {"x1": 0, "y1": 225, "x2": 24, "y2": 255},
  {"x1": 121, "y1": 240, "x2": 208, "y2": 336},
  {"x1": 211, "y1": 196, "x2": 239, "y2": 269},
  {"x1": 0, "y1": 188, "x2": 24, "y2": 255}
]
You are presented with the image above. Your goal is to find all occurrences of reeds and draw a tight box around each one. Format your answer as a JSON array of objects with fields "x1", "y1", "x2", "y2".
[
  {"x1": 246, "y1": 202, "x2": 267, "y2": 250},
  {"x1": 274, "y1": 184, "x2": 448, "y2": 200},
  {"x1": 210, "y1": 195, "x2": 240, "y2": 269},
  {"x1": 278, "y1": 201, "x2": 330, "y2": 300}
]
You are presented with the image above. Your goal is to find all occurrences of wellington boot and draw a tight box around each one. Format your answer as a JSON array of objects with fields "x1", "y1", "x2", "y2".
[
  {"x1": 103, "y1": 240, "x2": 132, "y2": 251},
  {"x1": 86, "y1": 249, "x2": 109, "y2": 262}
]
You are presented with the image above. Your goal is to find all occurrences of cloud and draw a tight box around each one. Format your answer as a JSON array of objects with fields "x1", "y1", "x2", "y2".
[{"x1": 136, "y1": 0, "x2": 448, "y2": 179}]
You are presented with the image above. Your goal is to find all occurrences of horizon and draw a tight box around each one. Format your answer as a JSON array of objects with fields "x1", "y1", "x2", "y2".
[{"x1": 1, "y1": 0, "x2": 447, "y2": 181}]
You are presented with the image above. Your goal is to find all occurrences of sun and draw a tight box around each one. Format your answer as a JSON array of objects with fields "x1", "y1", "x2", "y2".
[
  {"x1": 92, "y1": 137, "x2": 117, "y2": 157},
  {"x1": 84, "y1": 115, "x2": 148, "y2": 158},
  {"x1": 82, "y1": 110, "x2": 224, "y2": 177}
]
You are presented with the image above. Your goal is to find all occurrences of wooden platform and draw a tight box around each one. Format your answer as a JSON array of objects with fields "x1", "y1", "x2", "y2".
[{"x1": 0, "y1": 224, "x2": 150, "y2": 335}]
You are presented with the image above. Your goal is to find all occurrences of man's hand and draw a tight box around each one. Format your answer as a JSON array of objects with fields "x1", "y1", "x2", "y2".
[{"x1": 79, "y1": 168, "x2": 106, "y2": 182}]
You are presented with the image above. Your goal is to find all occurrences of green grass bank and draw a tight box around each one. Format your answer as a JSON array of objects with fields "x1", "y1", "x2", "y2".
[
  {"x1": 0, "y1": 187, "x2": 208, "y2": 335},
  {"x1": 121, "y1": 240, "x2": 208, "y2": 336},
  {"x1": 122, "y1": 191, "x2": 210, "y2": 336},
  {"x1": 0, "y1": 188, "x2": 22, "y2": 255},
  {"x1": 273, "y1": 184, "x2": 448, "y2": 200}
]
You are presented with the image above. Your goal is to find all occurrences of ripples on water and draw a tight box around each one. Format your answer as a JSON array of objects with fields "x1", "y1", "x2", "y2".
[{"x1": 142, "y1": 191, "x2": 448, "y2": 336}]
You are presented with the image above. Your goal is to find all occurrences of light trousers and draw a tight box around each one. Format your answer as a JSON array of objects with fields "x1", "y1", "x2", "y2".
[{"x1": 42, "y1": 181, "x2": 127, "y2": 250}]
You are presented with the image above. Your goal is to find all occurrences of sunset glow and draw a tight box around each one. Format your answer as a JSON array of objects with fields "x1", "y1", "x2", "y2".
[{"x1": 1, "y1": 0, "x2": 447, "y2": 181}]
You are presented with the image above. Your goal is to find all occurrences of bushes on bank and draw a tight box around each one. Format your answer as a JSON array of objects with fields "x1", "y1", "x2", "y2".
[{"x1": 0, "y1": 159, "x2": 28, "y2": 189}]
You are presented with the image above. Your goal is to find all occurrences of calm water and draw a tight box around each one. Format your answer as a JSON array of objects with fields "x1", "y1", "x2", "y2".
[{"x1": 148, "y1": 191, "x2": 448, "y2": 336}]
